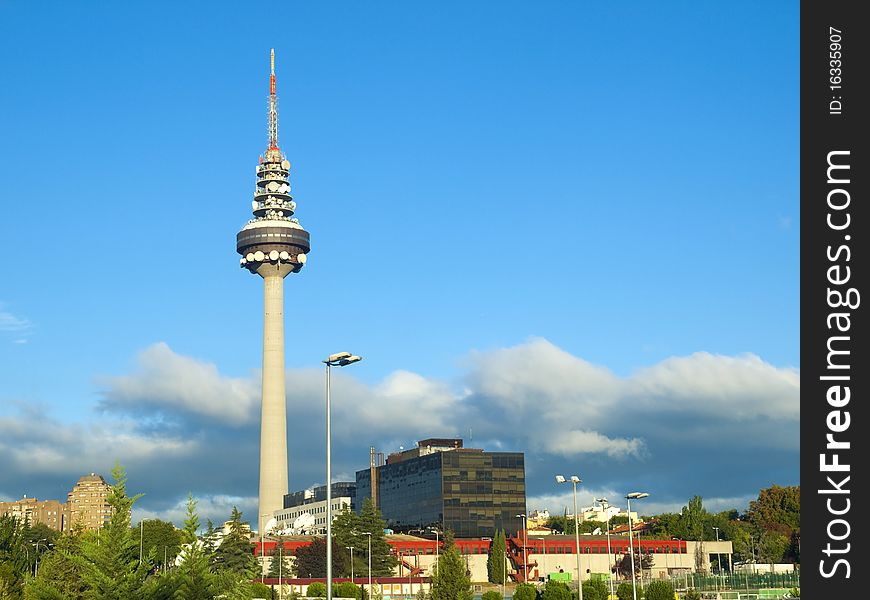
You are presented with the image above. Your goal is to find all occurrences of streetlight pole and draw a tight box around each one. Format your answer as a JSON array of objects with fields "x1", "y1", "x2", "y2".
[
  {"x1": 347, "y1": 547, "x2": 355, "y2": 582},
  {"x1": 515, "y1": 514, "x2": 528, "y2": 584},
  {"x1": 597, "y1": 498, "x2": 615, "y2": 600},
  {"x1": 279, "y1": 541, "x2": 284, "y2": 600},
  {"x1": 427, "y1": 527, "x2": 440, "y2": 577},
  {"x1": 556, "y1": 474, "x2": 583, "y2": 600},
  {"x1": 260, "y1": 513, "x2": 270, "y2": 584},
  {"x1": 625, "y1": 492, "x2": 649, "y2": 600},
  {"x1": 324, "y1": 351, "x2": 363, "y2": 600},
  {"x1": 712, "y1": 526, "x2": 720, "y2": 574},
  {"x1": 363, "y1": 531, "x2": 373, "y2": 598}
]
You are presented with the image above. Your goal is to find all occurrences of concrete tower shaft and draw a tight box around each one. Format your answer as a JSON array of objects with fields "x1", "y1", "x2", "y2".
[{"x1": 237, "y1": 50, "x2": 311, "y2": 533}]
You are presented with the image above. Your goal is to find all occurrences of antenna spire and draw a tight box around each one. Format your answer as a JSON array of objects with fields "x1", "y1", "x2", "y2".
[{"x1": 268, "y1": 49, "x2": 279, "y2": 150}]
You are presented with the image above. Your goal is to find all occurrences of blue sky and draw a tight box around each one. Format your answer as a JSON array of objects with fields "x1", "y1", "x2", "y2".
[{"x1": 0, "y1": 1, "x2": 798, "y2": 526}]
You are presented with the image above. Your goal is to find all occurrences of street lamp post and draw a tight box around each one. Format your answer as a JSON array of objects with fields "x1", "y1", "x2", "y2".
[
  {"x1": 515, "y1": 513, "x2": 528, "y2": 584},
  {"x1": 279, "y1": 541, "x2": 284, "y2": 600},
  {"x1": 427, "y1": 527, "x2": 440, "y2": 577},
  {"x1": 34, "y1": 539, "x2": 47, "y2": 577},
  {"x1": 363, "y1": 531, "x2": 373, "y2": 598},
  {"x1": 625, "y1": 492, "x2": 649, "y2": 600},
  {"x1": 260, "y1": 513, "x2": 271, "y2": 584},
  {"x1": 596, "y1": 497, "x2": 615, "y2": 600},
  {"x1": 556, "y1": 474, "x2": 584, "y2": 600},
  {"x1": 347, "y1": 546, "x2": 355, "y2": 583},
  {"x1": 324, "y1": 351, "x2": 363, "y2": 600}
]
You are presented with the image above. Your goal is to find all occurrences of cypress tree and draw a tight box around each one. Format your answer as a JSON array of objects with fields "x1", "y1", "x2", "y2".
[{"x1": 487, "y1": 529, "x2": 506, "y2": 584}]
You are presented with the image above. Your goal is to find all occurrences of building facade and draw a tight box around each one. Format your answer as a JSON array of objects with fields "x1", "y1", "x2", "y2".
[
  {"x1": 272, "y1": 482, "x2": 357, "y2": 534},
  {"x1": 66, "y1": 473, "x2": 112, "y2": 531},
  {"x1": 0, "y1": 496, "x2": 66, "y2": 531},
  {"x1": 356, "y1": 438, "x2": 525, "y2": 538}
]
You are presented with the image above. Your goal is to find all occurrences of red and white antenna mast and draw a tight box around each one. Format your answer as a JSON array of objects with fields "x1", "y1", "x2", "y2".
[{"x1": 268, "y1": 48, "x2": 279, "y2": 151}]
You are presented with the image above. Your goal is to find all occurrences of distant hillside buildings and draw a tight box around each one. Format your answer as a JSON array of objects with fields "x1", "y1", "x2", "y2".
[{"x1": 0, "y1": 472, "x2": 112, "y2": 532}]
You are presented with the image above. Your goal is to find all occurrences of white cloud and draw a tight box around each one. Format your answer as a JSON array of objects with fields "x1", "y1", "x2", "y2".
[
  {"x1": 97, "y1": 342, "x2": 260, "y2": 423},
  {"x1": 1, "y1": 306, "x2": 32, "y2": 343},
  {"x1": 132, "y1": 494, "x2": 259, "y2": 528},
  {"x1": 2, "y1": 338, "x2": 798, "y2": 525},
  {"x1": 627, "y1": 352, "x2": 800, "y2": 421}
]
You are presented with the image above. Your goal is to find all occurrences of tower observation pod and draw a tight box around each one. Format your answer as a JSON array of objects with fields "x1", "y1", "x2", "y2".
[{"x1": 236, "y1": 49, "x2": 310, "y2": 535}]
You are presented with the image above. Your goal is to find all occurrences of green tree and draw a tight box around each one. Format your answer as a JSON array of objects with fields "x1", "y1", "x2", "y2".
[
  {"x1": 250, "y1": 582, "x2": 275, "y2": 600},
  {"x1": 212, "y1": 507, "x2": 257, "y2": 577},
  {"x1": 307, "y1": 582, "x2": 326, "y2": 598},
  {"x1": 77, "y1": 463, "x2": 151, "y2": 600},
  {"x1": 643, "y1": 580, "x2": 674, "y2": 600},
  {"x1": 266, "y1": 541, "x2": 292, "y2": 579},
  {"x1": 137, "y1": 519, "x2": 181, "y2": 569},
  {"x1": 487, "y1": 529, "x2": 506, "y2": 584},
  {"x1": 294, "y1": 537, "x2": 349, "y2": 579},
  {"x1": 173, "y1": 494, "x2": 217, "y2": 600},
  {"x1": 539, "y1": 579, "x2": 572, "y2": 600},
  {"x1": 481, "y1": 591, "x2": 502, "y2": 600},
  {"x1": 757, "y1": 532, "x2": 789, "y2": 566},
  {"x1": 0, "y1": 515, "x2": 28, "y2": 600},
  {"x1": 615, "y1": 582, "x2": 633, "y2": 600},
  {"x1": 333, "y1": 581, "x2": 360, "y2": 599},
  {"x1": 331, "y1": 500, "x2": 397, "y2": 578},
  {"x1": 684, "y1": 589, "x2": 701, "y2": 600},
  {"x1": 747, "y1": 486, "x2": 800, "y2": 535},
  {"x1": 25, "y1": 524, "x2": 89, "y2": 600},
  {"x1": 355, "y1": 500, "x2": 398, "y2": 577},
  {"x1": 582, "y1": 578, "x2": 607, "y2": 600},
  {"x1": 512, "y1": 582, "x2": 537, "y2": 600},
  {"x1": 429, "y1": 539, "x2": 472, "y2": 600}
]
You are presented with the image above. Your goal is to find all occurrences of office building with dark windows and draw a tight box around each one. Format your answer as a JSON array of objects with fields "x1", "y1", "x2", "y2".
[{"x1": 356, "y1": 438, "x2": 525, "y2": 538}]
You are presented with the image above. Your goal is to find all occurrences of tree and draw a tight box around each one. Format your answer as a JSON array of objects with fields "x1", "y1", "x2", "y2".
[
  {"x1": 582, "y1": 579, "x2": 607, "y2": 600},
  {"x1": 512, "y1": 583, "x2": 536, "y2": 600},
  {"x1": 487, "y1": 529, "x2": 506, "y2": 584},
  {"x1": 429, "y1": 540, "x2": 472, "y2": 600},
  {"x1": 333, "y1": 582, "x2": 360, "y2": 599},
  {"x1": 644, "y1": 580, "x2": 674, "y2": 600},
  {"x1": 758, "y1": 532, "x2": 789, "y2": 566},
  {"x1": 684, "y1": 589, "x2": 702, "y2": 600},
  {"x1": 307, "y1": 582, "x2": 326, "y2": 598},
  {"x1": 0, "y1": 515, "x2": 28, "y2": 600},
  {"x1": 212, "y1": 507, "x2": 257, "y2": 577},
  {"x1": 355, "y1": 500, "x2": 398, "y2": 577},
  {"x1": 481, "y1": 591, "x2": 502, "y2": 600},
  {"x1": 266, "y1": 541, "x2": 292, "y2": 579},
  {"x1": 137, "y1": 519, "x2": 182, "y2": 569},
  {"x1": 294, "y1": 537, "x2": 349, "y2": 579},
  {"x1": 747, "y1": 486, "x2": 800, "y2": 536},
  {"x1": 25, "y1": 524, "x2": 89, "y2": 600},
  {"x1": 613, "y1": 552, "x2": 653, "y2": 579},
  {"x1": 250, "y1": 582, "x2": 275, "y2": 600},
  {"x1": 539, "y1": 580, "x2": 572, "y2": 600},
  {"x1": 615, "y1": 582, "x2": 633, "y2": 600},
  {"x1": 173, "y1": 494, "x2": 217, "y2": 600},
  {"x1": 77, "y1": 463, "x2": 151, "y2": 600}
]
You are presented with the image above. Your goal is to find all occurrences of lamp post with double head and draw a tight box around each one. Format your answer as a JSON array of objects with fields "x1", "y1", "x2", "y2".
[
  {"x1": 324, "y1": 352, "x2": 362, "y2": 600},
  {"x1": 596, "y1": 497, "x2": 615, "y2": 600},
  {"x1": 347, "y1": 546, "x2": 355, "y2": 582},
  {"x1": 625, "y1": 492, "x2": 649, "y2": 600},
  {"x1": 556, "y1": 474, "x2": 583, "y2": 600}
]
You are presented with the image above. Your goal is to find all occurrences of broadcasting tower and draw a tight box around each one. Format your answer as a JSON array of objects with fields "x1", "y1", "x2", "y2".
[{"x1": 237, "y1": 49, "x2": 310, "y2": 533}]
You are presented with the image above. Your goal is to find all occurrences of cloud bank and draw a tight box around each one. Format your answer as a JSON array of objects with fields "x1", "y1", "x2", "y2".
[{"x1": 0, "y1": 338, "x2": 799, "y2": 526}]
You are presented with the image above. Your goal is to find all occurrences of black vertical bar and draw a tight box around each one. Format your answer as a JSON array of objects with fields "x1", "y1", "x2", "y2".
[{"x1": 802, "y1": 1, "x2": 866, "y2": 597}]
